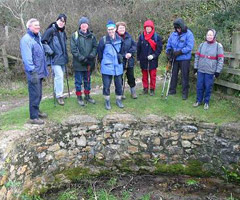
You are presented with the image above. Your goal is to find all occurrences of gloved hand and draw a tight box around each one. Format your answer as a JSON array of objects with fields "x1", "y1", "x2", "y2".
[
  {"x1": 30, "y1": 71, "x2": 39, "y2": 84},
  {"x1": 147, "y1": 55, "x2": 154, "y2": 61},
  {"x1": 87, "y1": 55, "x2": 95, "y2": 60},
  {"x1": 194, "y1": 69, "x2": 198, "y2": 74},
  {"x1": 214, "y1": 72, "x2": 220, "y2": 78},
  {"x1": 173, "y1": 50, "x2": 182, "y2": 58}
]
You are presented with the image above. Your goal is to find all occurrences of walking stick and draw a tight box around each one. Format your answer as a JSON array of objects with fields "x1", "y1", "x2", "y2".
[
  {"x1": 122, "y1": 60, "x2": 128, "y2": 98},
  {"x1": 65, "y1": 65, "x2": 70, "y2": 98},
  {"x1": 52, "y1": 70, "x2": 56, "y2": 107},
  {"x1": 165, "y1": 58, "x2": 175, "y2": 99},
  {"x1": 161, "y1": 61, "x2": 171, "y2": 97}
]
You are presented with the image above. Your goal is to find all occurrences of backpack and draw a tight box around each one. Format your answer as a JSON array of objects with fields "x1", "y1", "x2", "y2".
[{"x1": 73, "y1": 31, "x2": 94, "y2": 42}]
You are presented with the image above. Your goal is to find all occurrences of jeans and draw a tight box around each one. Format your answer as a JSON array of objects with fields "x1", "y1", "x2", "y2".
[
  {"x1": 169, "y1": 60, "x2": 190, "y2": 95},
  {"x1": 75, "y1": 71, "x2": 91, "y2": 96},
  {"x1": 142, "y1": 68, "x2": 157, "y2": 90},
  {"x1": 52, "y1": 65, "x2": 65, "y2": 98},
  {"x1": 28, "y1": 78, "x2": 42, "y2": 119},
  {"x1": 102, "y1": 74, "x2": 122, "y2": 96},
  {"x1": 196, "y1": 71, "x2": 214, "y2": 104}
]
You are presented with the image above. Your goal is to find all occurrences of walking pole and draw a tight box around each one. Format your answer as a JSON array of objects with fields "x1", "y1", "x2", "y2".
[
  {"x1": 122, "y1": 60, "x2": 128, "y2": 98},
  {"x1": 165, "y1": 58, "x2": 174, "y2": 99},
  {"x1": 65, "y1": 65, "x2": 70, "y2": 98},
  {"x1": 161, "y1": 64, "x2": 168, "y2": 97},
  {"x1": 52, "y1": 70, "x2": 56, "y2": 107}
]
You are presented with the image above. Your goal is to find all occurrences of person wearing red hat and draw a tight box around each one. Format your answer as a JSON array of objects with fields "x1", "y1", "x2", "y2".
[{"x1": 137, "y1": 20, "x2": 162, "y2": 96}]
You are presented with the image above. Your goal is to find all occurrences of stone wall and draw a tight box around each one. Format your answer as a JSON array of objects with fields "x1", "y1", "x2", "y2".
[{"x1": 0, "y1": 114, "x2": 239, "y2": 199}]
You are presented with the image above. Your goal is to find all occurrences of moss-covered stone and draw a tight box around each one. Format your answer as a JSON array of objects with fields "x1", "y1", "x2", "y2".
[{"x1": 62, "y1": 167, "x2": 91, "y2": 182}]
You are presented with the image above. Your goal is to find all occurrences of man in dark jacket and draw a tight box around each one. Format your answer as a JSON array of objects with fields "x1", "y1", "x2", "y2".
[
  {"x1": 42, "y1": 14, "x2": 68, "y2": 106},
  {"x1": 166, "y1": 18, "x2": 194, "y2": 100},
  {"x1": 137, "y1": 20, "x2": 162, "y2": 96},
  {"x1": 70, "y1": 17, "x2": 98, "y2": 106},
  {"x1": 20, "y1": 18, "x2": 48, "y2": 124}
]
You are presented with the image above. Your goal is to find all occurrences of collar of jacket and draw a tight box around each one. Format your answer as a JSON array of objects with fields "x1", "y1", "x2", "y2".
[{"x1": 78, "y1": 30, "x2": 92, "y2": 38}]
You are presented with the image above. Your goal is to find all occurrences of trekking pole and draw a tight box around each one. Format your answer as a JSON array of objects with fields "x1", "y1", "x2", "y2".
[
  {"x1": 52, "y1": 70, "x2": 56, "y2": 107},
  {"x1": 165, "y1": 58, "x2": 174, "y2": 99},
  {"x1": 65, "y1": 65, "x2": 70, "y2": 98},
  {"x1": 161, "y1": 66, "x2": 168, "y2": 97},
  {"x1": 122, "y1": 60, "x2": 128, "y2": 98}
]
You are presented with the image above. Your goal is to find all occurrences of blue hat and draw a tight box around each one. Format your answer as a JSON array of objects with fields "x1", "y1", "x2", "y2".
[{"x1": 106, "y1": 20, "x2": 116, "y2": 28}]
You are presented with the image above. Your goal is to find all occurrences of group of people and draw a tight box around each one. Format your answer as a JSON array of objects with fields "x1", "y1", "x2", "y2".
[{"x1": 20, "y1": 14, "x2": 224, "y2": 125}]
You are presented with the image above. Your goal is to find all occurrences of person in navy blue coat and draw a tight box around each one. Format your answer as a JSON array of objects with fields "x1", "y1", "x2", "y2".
[
  {"x1": 20, "y1": 18, "x2": 48, "y2": 124},
  {"x1": 137, "y1": 20, "x2": 162, "y2": 96},
  {"x1": 116, "y1": 21, "x2": 137, "y2": 99},
  {"x1": 166, "y1": 18, "x2": 194, "y2": 100}
]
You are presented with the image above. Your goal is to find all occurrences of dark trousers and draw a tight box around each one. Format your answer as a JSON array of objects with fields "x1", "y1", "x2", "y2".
[
  {"x1": 75, "y1": 71, "x2": 91, "y2": 96},
  {"x1": 142, "y1": 68, "x2": 157, "y2": 90},
  {"x1": 102, "y1": 74, "x2": 122, "y2": 96},
  {"x1": 28, "y1": 79, "x2": 42, "y2": 119},
  {"x1": 123, "y1": 67, "x2": 136, "y2": 88},
  {"x1": 169, "y1": 60, "x2": 190, "y2": 95},
  {"x1": 196, "y1": 71, "x2": 214, "y2": 104}
]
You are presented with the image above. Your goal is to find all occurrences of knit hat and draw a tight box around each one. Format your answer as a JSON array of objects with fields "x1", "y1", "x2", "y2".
[
  {"x1": 116, "y1": 21, "x2": 127, "y2": 29},
  {"x1": 106, "y1": 20, "x2": 116, "y2": 28},
  {"x1": 57, "y1": 14, "x2": 67, "y2": 22},
  {"x1": 78, "y1": 17, "x2": 89, "y2": 26}
]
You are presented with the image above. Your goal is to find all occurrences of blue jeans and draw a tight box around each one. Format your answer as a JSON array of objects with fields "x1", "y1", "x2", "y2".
[
  {"x1": 196, "y1": 72, "x2": 214, "y2": 104},
  {"x1": 28, "y1": 78, "x2": 42, "y2": 119},
  {"x1": 52, "y1": 65, "x2": 65, "y2": 98},
  {"x1": 102, "y1": 74, "x2": 122, "y2": 96},
  {"x1": 75, "y1": 71, "x2": 91, "y2": 95}
]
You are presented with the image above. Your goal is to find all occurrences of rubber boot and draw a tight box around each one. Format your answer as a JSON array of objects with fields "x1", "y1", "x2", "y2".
[
  {"x1": 84, "y1": 94, "x2": 96, "y2": 104},
  {"x1": 116, "y1": 95, "x2": 124, "y2": 108},
  {"x1": 130, "y1": 87, "x2": 137, "y2": 99},
  {"x1": 77, "y1": 96, "x2": 85, "y2": 106},
  {"x1": 104, "y1": 96, "x2": 111, "y2": 110}
]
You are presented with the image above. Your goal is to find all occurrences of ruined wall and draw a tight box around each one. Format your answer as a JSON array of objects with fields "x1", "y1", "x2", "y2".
[{"x1": 0, "y1": 114, "x2": 239, "y2": 199}]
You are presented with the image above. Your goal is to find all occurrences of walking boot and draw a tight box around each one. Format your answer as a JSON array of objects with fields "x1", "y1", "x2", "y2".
[
  {"x1": 182, "y1": 93, "x2": 188, "y2": 100},
  {"x1": 204, "y1": 103, "x2": 209, "y2": 110},
  {"x1": 104, "y1": 96, "x2": 111, "y2": 110},
  {"x1": 150, "y1": 89, "x2": 155, "y2": 96},
  {"x1": 84, "y1": 94, "x2": 96, "y2": 104},
  {"x1": 116, "y1": 96, "x2": 124, "y2": 108},
  {"x1": 142, "y1": 88, "x2": 148, "y2": 95},
  {"x1": 57, "y1": 97, "x2": 64, "y2": 106},
  {"x1": 77, "y1": 96, "x2": 85, "y2": 106},
  {"x1": 130, "y1": 87, "x2": 137, "y2": 99},
  {"x1": 29, "y1": 118, "x2": 44, "y2": 125},
  {"x1": 38, "y1": 111, "x2": 48, "y2": 119}
]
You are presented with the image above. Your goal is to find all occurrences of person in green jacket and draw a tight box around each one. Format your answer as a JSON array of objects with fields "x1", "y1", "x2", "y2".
[{"x1": 70, "y1": 17, "x2": 98, "y2": 106}]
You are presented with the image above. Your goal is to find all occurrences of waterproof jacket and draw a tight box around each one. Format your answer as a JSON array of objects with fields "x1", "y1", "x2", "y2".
[
  {"x1": 20, "y1": 30, "x2": 48, "y2": 81},
  {"x1": 166, "y1": 18, "x2": 194, "y2": 61},
  {"x1": 41, "y1": 23, "x2": 68, "y2": 66},
  {"x1": 119, "y1": 32, "x2": 137, "y2": 69},
  {"x1": 137, "y1": 33, "x2": 162, "y2": 70},
  {"x1": 194, "y1": 41, "x2": 224, "y2": 74},
  {"x1": 70, "y1": 30, "x2": 98, "y2": 71},
  {"x1": 97, "y1": 34, "x2": 123, "y2": 76}
]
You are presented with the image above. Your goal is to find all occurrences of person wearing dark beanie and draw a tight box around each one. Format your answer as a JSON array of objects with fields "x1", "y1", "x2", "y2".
[
  {"x1": 42, "y1": 13, "x2": 68, "y2": 106},
  {"x1": 70, "y1": 16, "x2": 98, "y2": 106}
]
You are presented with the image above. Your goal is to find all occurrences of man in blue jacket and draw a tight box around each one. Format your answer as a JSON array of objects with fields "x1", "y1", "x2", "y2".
[
  {"x1": 20, "y1": 18, "x2": 48, "y2": 124},
  {"x1": 97, "y1": 20, "x2": 124, "y2": 110},
  {"x1": 166, "y1": 18, "x2": 194, "y2": 100}
]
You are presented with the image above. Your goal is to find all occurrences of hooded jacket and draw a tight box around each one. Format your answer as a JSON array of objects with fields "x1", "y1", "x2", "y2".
[
  {"x1": 137, "y1": 20, "x2": 162, "y2": 70},
  {"x1": 41, "y1": 23, "x2": 68, "y2": 66},
  {"x1": 20, "y1": 30, "x2": 48, "y2": 81},
  {"x1": 166, "y1": 18, "x2": 194, "y2": 61},
  {"x1": 70, "y1": 30, "x2": 98, "y2": 71}
]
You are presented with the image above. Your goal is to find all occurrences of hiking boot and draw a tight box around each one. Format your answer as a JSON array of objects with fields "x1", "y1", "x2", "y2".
[
  {"x1": 168, "y1": 91, "x2": 176, "y2": 95},
  {"x1": 204, "y1": 103, "x2": 209, "y2": 110},
  {"x1": 122, "y1": 95, "x2": 126, "y2": 100},
  {"x1": 77, "y1": 96, "x2": 85, "y2": 106},
  {"x1": 116, "y1": 99, "x2": 124, "y2": 108},
  {"x1": 84, "y1": 94, "x2": 96, "y2": 104},
  {"x1": 193, "y1": 102, "x2": 201, "y2": 107},
  {"x1": 182, "y1": 94, "x2": 188, "y2": 100},
  {"x1": 38, "y1": 111, "x2": 48, "y2": 119},
  {"x1": 150, "y1": 89, "x2": 155, "y2": 96},
  {"x1": 143, "y1": 88, "x2": 148, "y2": 95},
  {"x1": 29, "y1": 118, "x2": 44, "y2": 125},
  {"x1": 105, "y1": 99, "x2": 111, "y2": 110},
  {"x1": 130, "y1": 87, "x2": 137, "y2": 99},
  {"x1": 57, "y1": 97, "x2": 64, "y2": 106}
]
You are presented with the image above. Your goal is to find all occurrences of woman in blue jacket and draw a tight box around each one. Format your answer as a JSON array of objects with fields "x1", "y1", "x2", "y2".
[
  {"x1": 97, "y1": 20, "x2": 124, "y2": 110},
  {"x1": 166, "y1": 18, "x2": 194, "y2": 100}
]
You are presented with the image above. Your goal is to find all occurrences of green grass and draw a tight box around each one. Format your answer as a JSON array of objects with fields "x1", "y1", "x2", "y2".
[{"x1": 1, "y1": 83, "x2": 240, "y2": 131}]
